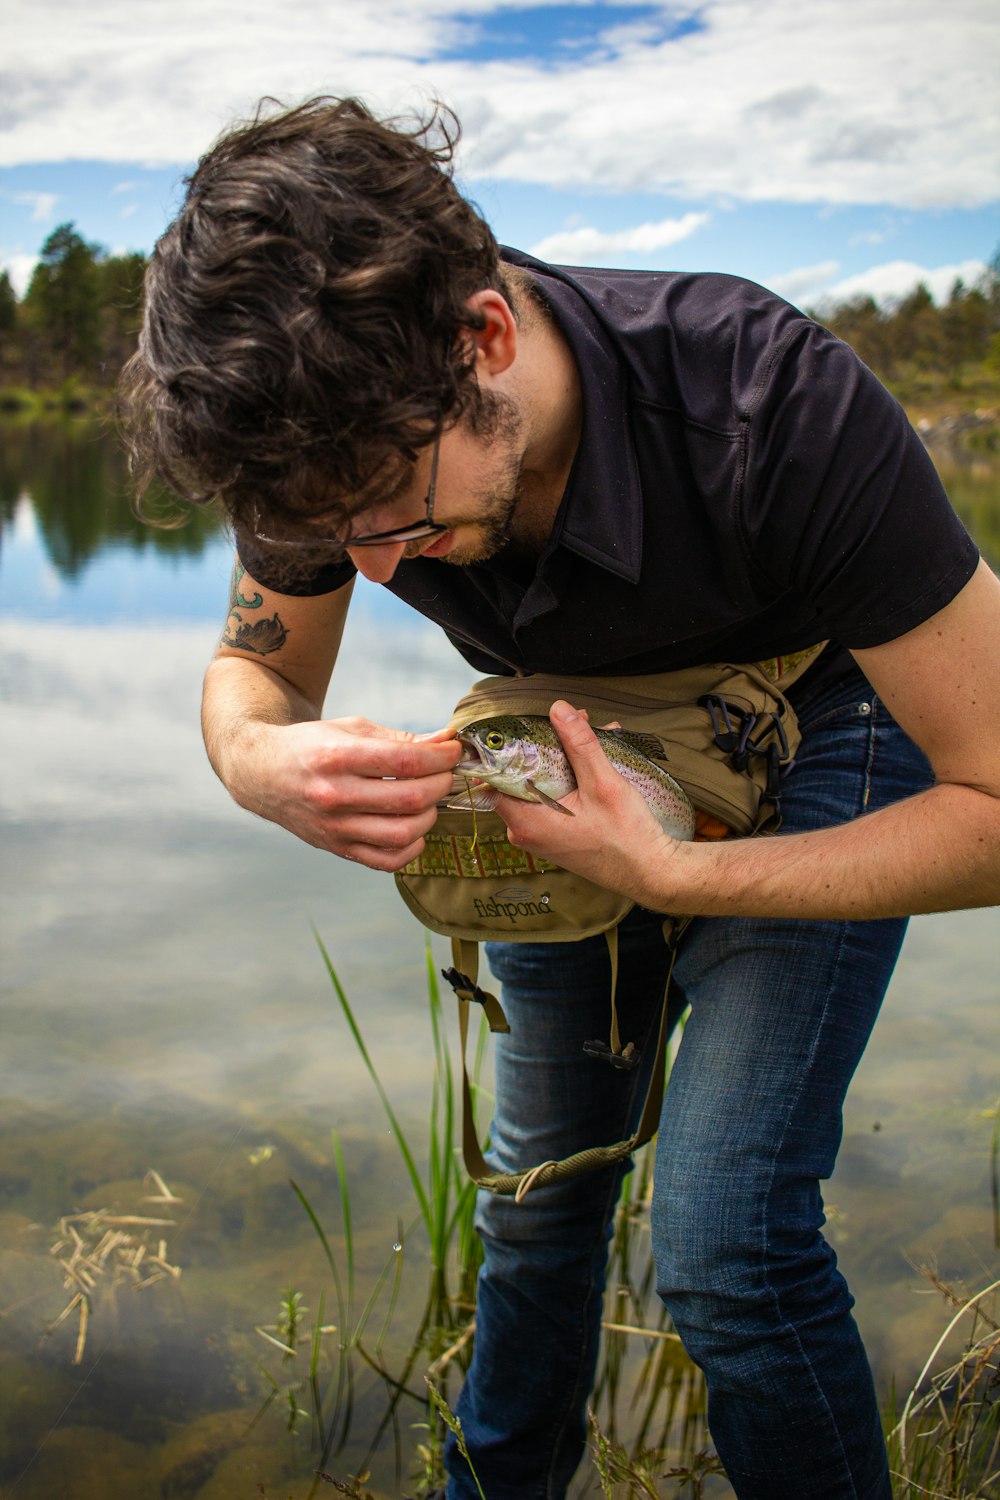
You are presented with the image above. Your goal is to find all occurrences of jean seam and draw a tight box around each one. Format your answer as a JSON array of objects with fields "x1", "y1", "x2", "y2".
[
  {"x1": 798, "y1": 698, "x2": 873, "y2": 736},
  {"x1": 860, "y1": 699, "x2": 881, "y2": 811},
  {"x1": 756, "y1": 917, "x2": 864, "y2": 1498}
]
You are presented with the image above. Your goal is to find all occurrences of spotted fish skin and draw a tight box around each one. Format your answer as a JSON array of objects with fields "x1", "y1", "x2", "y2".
[{"x1": 454, "y1": 713, "x2": 696, "y2": 842}]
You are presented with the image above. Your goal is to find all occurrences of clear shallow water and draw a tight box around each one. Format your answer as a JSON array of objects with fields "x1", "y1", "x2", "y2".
[{"x1": 1, "y1": 422, "x2": 998, "y2": 1499}]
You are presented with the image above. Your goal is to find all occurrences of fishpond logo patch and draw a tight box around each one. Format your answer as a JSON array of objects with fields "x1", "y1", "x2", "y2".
[{"x1": 472, "y1": 886, "x2": 555, "y2": 924}]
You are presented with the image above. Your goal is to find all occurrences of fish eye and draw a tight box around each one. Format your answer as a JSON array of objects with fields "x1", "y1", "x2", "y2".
[{"x1": 484, "y1": 730, "x2": 505, "y2": 750}]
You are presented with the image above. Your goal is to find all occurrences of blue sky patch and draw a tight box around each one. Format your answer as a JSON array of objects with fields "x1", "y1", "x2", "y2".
[{"x1": 438, "y1": 4, "x2": 704, "y2": 65}]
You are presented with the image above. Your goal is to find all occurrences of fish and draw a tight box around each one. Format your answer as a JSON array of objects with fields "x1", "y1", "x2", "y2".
[{"x1": 450, "y1": 712, "x2": 697, "y2": 842}]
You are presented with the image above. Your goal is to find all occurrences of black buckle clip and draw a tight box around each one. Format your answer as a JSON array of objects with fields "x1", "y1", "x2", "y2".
[
  {"x1": 735, "y1": 713, "x2": 793, "y2": 802},
  {"x1": 582, "y1": 1038, "x2": 641, "y2": 1071},
  {"x1": 700, "y1": 697, "x2": 794, "y2": 806},
  {"x1": 441, "y1": 966, "x2": 493, "y2": 1009},
  {"x1": 699, "y1": 694, "x2": 750, "y2": 754}
]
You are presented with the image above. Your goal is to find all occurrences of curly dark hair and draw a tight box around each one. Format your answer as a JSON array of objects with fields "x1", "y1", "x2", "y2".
[{"x1": 118, "y1": 95, "x2": 506, "y2": 546}]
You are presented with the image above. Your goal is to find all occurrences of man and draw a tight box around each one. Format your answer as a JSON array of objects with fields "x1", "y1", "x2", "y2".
[{"x1": 120, "y1": 97, "x2": 1000, "y2": 1500}]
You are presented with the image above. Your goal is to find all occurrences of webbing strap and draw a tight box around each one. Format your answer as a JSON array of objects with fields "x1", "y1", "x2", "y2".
[
  {"x1": 453, "y1": 937, "x2": 496, "y2": 1185},
  {"x1": 453, "y1": 921, "x2": 689, "y2": 1198},
  {"x1": 606, "y1": 925, "x2": 621, "y2": 1055}
]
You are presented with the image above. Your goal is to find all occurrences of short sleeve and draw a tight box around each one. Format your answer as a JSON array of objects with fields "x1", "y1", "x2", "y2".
[
  {"x1": 234, "y1": 528, "x2": 358, "y2": 596},
  {"x1": 741, "y1": 321, "x2": 979, "y2": 647}
]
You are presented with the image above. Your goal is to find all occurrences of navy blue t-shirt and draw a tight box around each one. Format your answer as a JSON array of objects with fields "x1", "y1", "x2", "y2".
[{"x1": 236, "y1": 249, "x2": 979, "y2": 696}]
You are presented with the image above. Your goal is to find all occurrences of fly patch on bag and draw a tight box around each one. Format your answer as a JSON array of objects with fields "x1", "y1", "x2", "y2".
[{"x1": 396, "y1": 808, "x2": 632, "y2": 943}]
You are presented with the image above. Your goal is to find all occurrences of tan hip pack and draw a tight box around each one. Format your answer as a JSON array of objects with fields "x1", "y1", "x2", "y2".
[{"x1": 394, "y1": 649, "x2": 824, "y2": 1196}]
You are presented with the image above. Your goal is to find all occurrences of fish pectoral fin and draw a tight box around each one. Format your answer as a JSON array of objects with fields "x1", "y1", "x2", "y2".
[
  {"x1": 525, "y1": 779, "x2": 575, "y2": 816},
  {"x1": 445, "y1": 781, "x2": 502, "y2": 813}
]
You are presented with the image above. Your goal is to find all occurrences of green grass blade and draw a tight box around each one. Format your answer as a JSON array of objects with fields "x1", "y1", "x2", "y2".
[
  {"x1": 426, "y1": 1379, "x2": 487, "y2": 1500},
  {"x1": 290, "y1": 1178, "x2": 347, "y2": 1337},
  {"x1": 352, "y1": 1237, "x2": 401, "y2": 1348},
  {"x1": 331, "y1": 1130, "x2": 355, "y2": 1324},
  {"x1": 988, "y1": 1097, "x2": 1000, "y2": 1249},
  {"x1": 310, "y1": 1289, "x2": 326, "y2": 1383},
  {"x1": 313, "y1": 926, "x2": 432, "y2": 1234},
  {"x1": 424, "y1": 942, "x2": 456, "y2": 1269},
  {"x1": 289, "y1": 1176, "x2": 354, "y2": 1445}
]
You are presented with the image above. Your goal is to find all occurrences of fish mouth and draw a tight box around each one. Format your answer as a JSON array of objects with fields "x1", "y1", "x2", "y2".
[{"x1": 456, "y1": 734, "x2": 496, "y2": 776}]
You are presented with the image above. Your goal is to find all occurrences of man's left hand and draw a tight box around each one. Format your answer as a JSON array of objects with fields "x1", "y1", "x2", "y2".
[{"x1": 495, "y1": 699, "x2": 683, "y2": 906}]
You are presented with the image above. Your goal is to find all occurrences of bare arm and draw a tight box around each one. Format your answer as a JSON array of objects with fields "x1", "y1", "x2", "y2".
[
  {"x1": 202, "y1": 561, "x2": 461, "y2": 869},
  {"x1": 499, "y1": 560, "x2": 1000, "y2": 920}
]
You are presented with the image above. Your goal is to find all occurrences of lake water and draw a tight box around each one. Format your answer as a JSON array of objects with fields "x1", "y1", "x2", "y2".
[{"x1": 1, "y1": 421, "x2": 998, "y2": 1499}]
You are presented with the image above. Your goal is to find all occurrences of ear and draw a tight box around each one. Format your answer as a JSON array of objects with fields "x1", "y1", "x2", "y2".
[{"x1": 464, "y1": 289, "x2": 518, "y2": 378}]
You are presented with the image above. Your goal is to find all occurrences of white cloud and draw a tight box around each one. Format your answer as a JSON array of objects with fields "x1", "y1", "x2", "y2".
[
  {"x1": 819, "y1": 257, "x2": 990, "y2": 309},
  {"x1": 767, "y1": 260, "x2": 841, "y2": 304},
  {"x1": 529, "y1": 211, "x2": 709, "y2": 264},
  {"x1": 0, "y1": 250, "x2": 39, "y2": 295},
  {"x1": 0, "y1": 1, "x2": 997, "y2": 211},
  {"x1": 848, "y1": 229, "x2": 892, "y2": 248},
  {"x1": 13, "y1": 189, "x2": 59, "y2": 220},
  {"x1": 0, "y1": 613, "x2": 471, "y2": 822},
  {"x1": 766, "y1": 255, "x2": 991, "y2": 310}
]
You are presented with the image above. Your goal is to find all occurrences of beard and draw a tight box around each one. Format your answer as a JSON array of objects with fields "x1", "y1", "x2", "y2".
[
  {"x1": 445, "y1": 454, "x2": 523, "y2": 565},
  {"x1": 404, "y1": 389, "x2": 526, "y2": 566}
]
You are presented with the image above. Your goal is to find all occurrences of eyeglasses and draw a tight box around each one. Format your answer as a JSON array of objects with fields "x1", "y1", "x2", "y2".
[
  {"x1": 345, "y1": 435, "x2": 446, "y2": 549},
  {"x1": 251, "y1": 436, "x2": 446, "y2": 557}
]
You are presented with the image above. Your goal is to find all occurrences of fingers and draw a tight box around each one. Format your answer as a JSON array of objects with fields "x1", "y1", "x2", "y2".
[
  {"x1": 324, "y1": 768, "x2": 457, "y2": 815},
  {"x1": 298, "y1": 790, "x2": 442, "y2": 869},
  {"x1": 304, "y1": 761, "x2": 453, "y2": 867},
  {"x1": 415, "y1": 727, "x2": 459, "y2": 743},
  {"x1": 340, "y1": 840, "x2": 429, "y2": 873},
  {"x1": 320, "y1": 727, "x2": 458, "y2": 865},
  {"x1": 315, "y1": 728, "x2": 462, "y2": 780},
  {"x1": 333, "y1": 800, "x2": 441, "y2": 853},
  {"x1": 548, "y1": 700, "x2": 613, "y2": 780},
  {"x1": 343, "y1": 717, "x2": 456, "y2": 746}
]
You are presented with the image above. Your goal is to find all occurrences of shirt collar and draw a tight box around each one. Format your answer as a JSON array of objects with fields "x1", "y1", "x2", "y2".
[{"x1": 503, "y1": 249, "x2": 643, "y2": 584}]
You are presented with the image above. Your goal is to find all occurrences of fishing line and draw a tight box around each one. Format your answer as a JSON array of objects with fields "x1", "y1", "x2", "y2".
[{"x1": 463, "y1": 773, "x2": 481, "y2": 854}]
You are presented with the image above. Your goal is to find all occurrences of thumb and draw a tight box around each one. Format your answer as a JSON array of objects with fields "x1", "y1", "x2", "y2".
[
  {"x1": 415, "y1": 727, "x2": 459, "y2": 743},
  {"x1": 362, "y1": 722, "x2": 454, "y2": 743},
  {"x1": 549, "y1": 700, "x2": 609, "y2": 780}
]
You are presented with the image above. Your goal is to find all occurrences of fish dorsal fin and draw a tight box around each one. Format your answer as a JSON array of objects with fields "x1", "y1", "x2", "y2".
[{"x1": 605, "y1": 728, "x2": 667, "y2": 762}]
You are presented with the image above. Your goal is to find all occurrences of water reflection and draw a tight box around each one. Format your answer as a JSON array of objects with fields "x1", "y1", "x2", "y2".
[
  {"x1": 931, "y1": 451, "x2": 1000, "y2": 569},
  {"x1": 2, "y1": 420, "x2": 999, "y2": 1499},
  {"x1": 0, "y1": 417, "x2": 222, "y2": 578},
  {"x1": 1, "y1": 417, "x2": 998, "y2": 584}
]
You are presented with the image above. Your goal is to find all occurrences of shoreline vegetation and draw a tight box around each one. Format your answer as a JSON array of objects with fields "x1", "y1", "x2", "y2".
[{"x1": 0, "y1": 223, "x2": 998, "y2": 444}]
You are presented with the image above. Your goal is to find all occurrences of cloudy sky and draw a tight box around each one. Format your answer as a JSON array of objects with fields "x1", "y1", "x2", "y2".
[{"x1": 1, "y1": 0, "x2": 998, "y2": 308}]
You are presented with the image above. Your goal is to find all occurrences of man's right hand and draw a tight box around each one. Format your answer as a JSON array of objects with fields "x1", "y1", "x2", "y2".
[
  {"x1": 238, "y1": 717, "x2": 463, "y2": 871},
  {"x1": 203, "y1": 570, "x2": 464, "y2": 870}
]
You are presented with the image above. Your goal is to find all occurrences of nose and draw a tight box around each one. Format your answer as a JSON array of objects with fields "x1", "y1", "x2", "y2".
[{"x1": 345, "y1": 541, "x2": 408, "y2": 584}]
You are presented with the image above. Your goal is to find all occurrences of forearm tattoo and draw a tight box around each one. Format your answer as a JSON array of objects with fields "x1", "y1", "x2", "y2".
[{"x1": 222, "y1": 564, "x2": 288, "y2": 655}]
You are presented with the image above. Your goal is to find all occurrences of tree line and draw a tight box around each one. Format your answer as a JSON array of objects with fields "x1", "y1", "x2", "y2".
[
  {"x1": 0, "y1": 222, "x2": 998, "y2": 404},
  {"x1": 813, "y1": 259, "x2": 1000, "y2": 390},
  {"x1": 0, "y1": 224, "x2": 145, "y2": 396}
]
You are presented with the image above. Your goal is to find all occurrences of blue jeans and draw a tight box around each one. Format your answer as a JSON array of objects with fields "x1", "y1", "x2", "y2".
[{"x1": 445, "y1": 663, "x2": 933, "y2": 1500}]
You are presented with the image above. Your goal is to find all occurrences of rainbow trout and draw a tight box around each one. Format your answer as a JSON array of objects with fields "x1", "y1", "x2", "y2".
[{"x1": 452, "y1": 713, "x2": 696, "y2": 841}]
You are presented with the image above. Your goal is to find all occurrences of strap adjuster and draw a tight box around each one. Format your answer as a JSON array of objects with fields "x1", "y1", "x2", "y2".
[
  {"x1": 441, "y1": 965, "x2": 489, "y2": 1006},
  {"x1": 441, "y1": 966, "x2": 510, "y2": 1033},
  {"x1": 582, "y1": 1038, "x2": 641, "y2": 1071}
]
